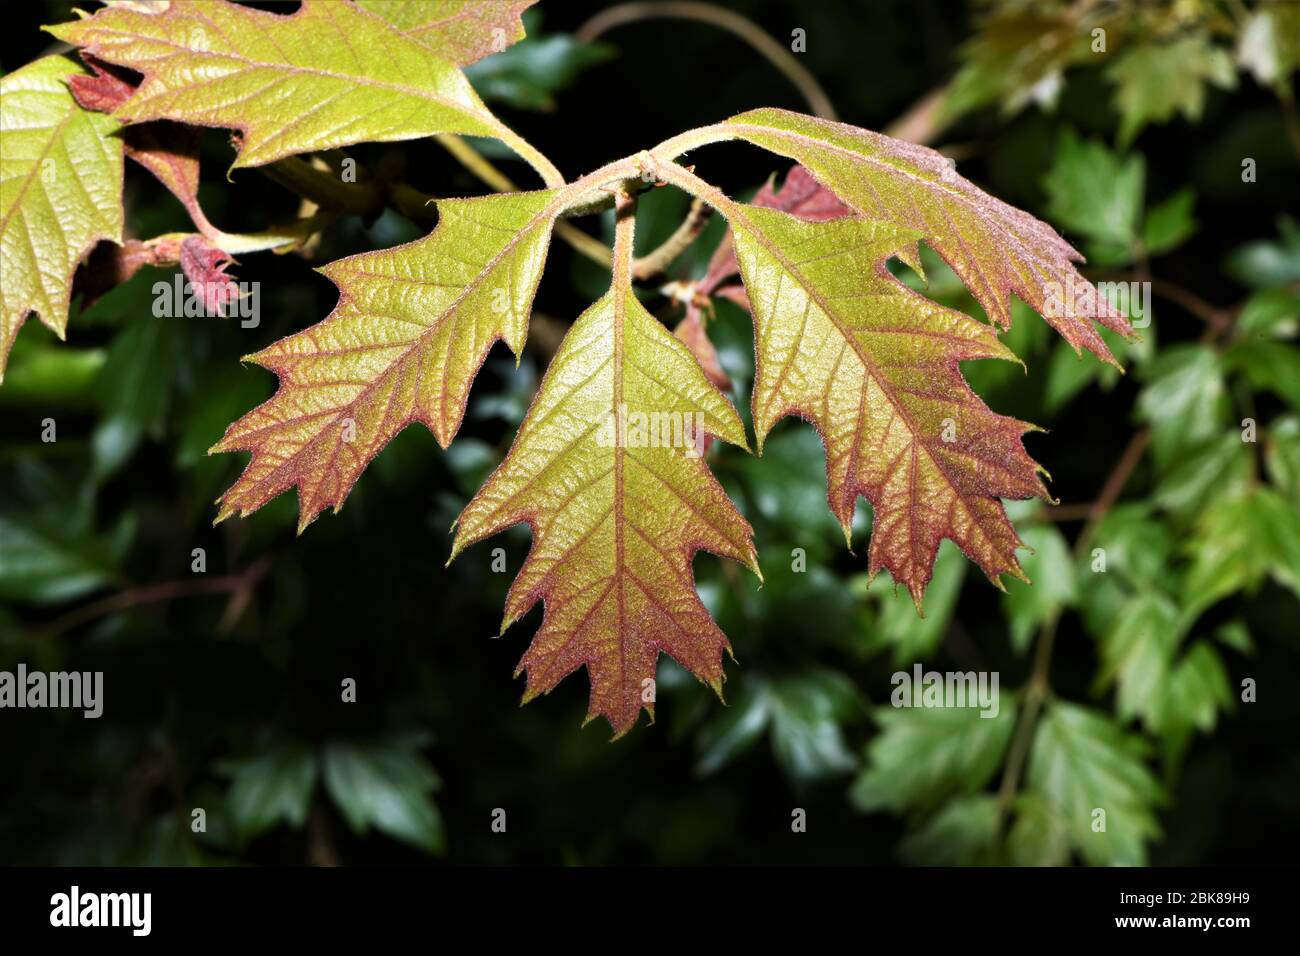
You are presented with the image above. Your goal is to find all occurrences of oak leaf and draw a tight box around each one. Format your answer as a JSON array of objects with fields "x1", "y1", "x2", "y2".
[
  {"x1": 0, "y1": 54, "x2": 124, "y2": 381},
  {"x1": 357, "y1": 0, "x2": 537, "y2": 65},
  {"x1": 211, "y1": 189, "x2": 562, "y2": 531},
  {"x1": 715, "y1": 109, "x2": 1131, "y2": 363},
  {"x1": 450, "y1": 282, "x2": 759, "y2": 736},
  {"x1": 48, "y1": 0, "x2": 512, "y2": 170},
  {"x1": 727, "y1": 201, "x2": 1046, "y2": 602},
  {"x1": 67, "y1": 53, "x2": 207, "y2": 232}
]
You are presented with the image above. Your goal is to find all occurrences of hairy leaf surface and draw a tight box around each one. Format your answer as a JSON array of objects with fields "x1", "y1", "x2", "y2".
[
  {"x1": 1, "y1": 54, "x2": 124, "y2": 381},
  {"x1": 450, "y1": 283, "x2": 758, "y2": 736},
  {"x1": 49, "y1": 0, "x2": 507, "y2": 169},
  {"x1": 358, "y1": 0, "x2": 536, "y2": 65},
  {"x1": 212, "y1": 189, "x2": 561, "y2": 531},
  {"x1": 67, "y1": 53, "x2": 206, "y2": 230},
  {"x1": 715, "y1": 108, "x2": 1133, "y2": 363},
  {"x1": 726, "y1": 201, "x2": 1047, "y2": 600}
]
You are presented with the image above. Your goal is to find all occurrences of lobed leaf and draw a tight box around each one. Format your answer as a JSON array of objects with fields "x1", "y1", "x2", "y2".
[
  {"x1": 212, "y1": 189, "x2": 562, "y2": 531},
  {"x1": 450, "y1": 282, "x2": 759, "y2": 737},
  {"x1": 0, "y1": 54, "x2": 124, "y2": 381},
  {"x1": 715, "y1": 108, "x2": 1134, "y2": 363},
  {"x1": 48, "y1": 0, "x2": 507, "y2": 169},
  {"x1": 67, "y1": 53, "x2": 207, "y2": 231},
  {"x1": 727, "y1": 202, "x2": 1047, "y2": 601},
  {"x1": 358, "y1": 0, "x2": 536, "y2": 66}
]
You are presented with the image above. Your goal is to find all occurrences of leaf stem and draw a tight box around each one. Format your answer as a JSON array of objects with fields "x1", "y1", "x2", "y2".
[
  {"x1": 633, "y1": 197, "x2": 712, "y2": 280},
  {"x1": 613, "y1": 184, "x2": 639, "y2": 288},
  {"x1": 488, "y1": 120, "x2": 566, "y2": 189}
]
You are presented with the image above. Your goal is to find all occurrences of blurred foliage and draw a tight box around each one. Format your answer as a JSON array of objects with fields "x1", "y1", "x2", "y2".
[{"x1": 1, "y1": 0, "x2": 1298, "y2": 866}]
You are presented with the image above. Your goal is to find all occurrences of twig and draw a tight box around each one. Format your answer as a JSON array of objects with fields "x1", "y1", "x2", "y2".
[
  {"x1": 882, "y1": 86, "x2": 952, "y2": 146},
  {"x1": 576, "y1": 1, "x2": 838, "y2": 120},
  {"x1": 36, "y1": 557, "x2": 270, "y2": 639},
  {"x1": 436, "y1": 135, "x2": 613, "y2": 268},
  {"x1": 633, "y1": 197, "x2": 712, "y2": 280}
]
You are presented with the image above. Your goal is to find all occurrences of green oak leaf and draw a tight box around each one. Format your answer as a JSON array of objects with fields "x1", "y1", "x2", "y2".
[
  {"x1": 1, "y1": 54, "x2": 124, "y2": 381},
  {"x1": 48, "y1": 0, "x2": 527, "y2": 172}
]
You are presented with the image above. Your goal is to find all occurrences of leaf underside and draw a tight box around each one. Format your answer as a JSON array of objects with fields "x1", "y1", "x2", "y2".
[
  {"x1": 356, "y1": 0, "x2": 537, "y2": 66},
  {"x1": 211, "y1": 189, "x2": 561, "y2": 531},
  {"x1": 42, "y1": 1, "x2": 1136, "y2": 734},
  {"x1": 0, "y1": 54, "x2": 124, "y2": 381},
  {"x1": 721, "y1": 109, "x2": 1131, "y2": 364},
  {"x1": 451, "y1": 284, "x2": 758, "y2": 736},
  {"x1": 729, "y1": 204, "x2": 1046, "y2": 603},
  {"x1": 48, "y1": 0, "x2": 504, "y2": 169}
]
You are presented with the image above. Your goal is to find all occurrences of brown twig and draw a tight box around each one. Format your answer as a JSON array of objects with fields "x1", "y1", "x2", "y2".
[
  {"x1": 633, "y1": 197, "x2": 712, "y2": 280},
  {"x1": 36, "y1": 557, "x2": 270, "y2": 639}
]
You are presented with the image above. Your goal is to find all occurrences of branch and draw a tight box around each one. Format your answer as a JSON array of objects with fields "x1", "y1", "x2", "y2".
[
  {"x1": 577, "y1": 1, "x2": 838, "y2": 120},
  {"x1": 35, "y1": 557, "x2": 270, "y2": 639},
  {"x1": 633, "y1": 197, "x2": 711, "y2": 280}
]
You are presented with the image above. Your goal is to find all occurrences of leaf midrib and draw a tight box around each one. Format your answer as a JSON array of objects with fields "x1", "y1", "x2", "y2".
[
  {"x1": 728, "y1": 200, "x2": 1010, "y2": 559},
  {"x1": 81, "y1": 7, "x2": 490, "y2": 134}
]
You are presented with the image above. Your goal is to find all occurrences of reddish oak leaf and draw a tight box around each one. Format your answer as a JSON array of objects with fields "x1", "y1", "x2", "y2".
[
  {"x1": 674, "y1": 306, "x2": 731, "y2": 392},
  {"x1": 450, "y1": 279, "x2": 758, "y2": 736},
  {"x1": 68, "y1": 53, "x2": 208, "y2": 233},
  {"x1": 357, "y1": 0, "x2": 538, "y2": 65},
  {"x1": 669, "y1": 164, "x2": 850, "y2": 407},
  {"x1": 738, "y1": 202, "x2": 1046, "y2": 601},
  {"x1": 701, "y1": 163, "x2": 852, "y2": 299},
  {"x1": 211, "y1": 189, "x2": 563, "y2": 531},
  {"x1": 716, "y1": 108, "x2": 1131, "y2": 363},
  {"x1": 180, "y1": 235, "x2": 238, "y2": 315}
]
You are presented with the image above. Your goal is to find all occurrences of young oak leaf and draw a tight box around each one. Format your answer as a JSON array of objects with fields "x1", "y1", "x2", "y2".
[
  {"x1": 357, "y1": 0, "x2": 537, "y2": 65},
  {"x1": 211, "y1": 189, "x2": 561, "y2": 531},
  {"x1": 0, "y1": 54, "x2": 124, "y2": 382},
  {"x1": 701, "y1": 163, "x2": 851, "y2": 300},
  {"x1": 67, "y1": 53, "x2": 209, "y2": 234},
  {"x1": 671, "y1": 163, "x2": 853, "y2": 384},
  {"x1": 449, "y1": 284, "x2": 759, "y2": 737},
  {"x1": 715, "y1": 108, "x2": 1133, "y2": 363},
  {"x1": 723, "y1": 198, "x2": 1047, "y2": 603},
  {"x1": 47, "y1": 0, "x2": 510, "y2": 170}
]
